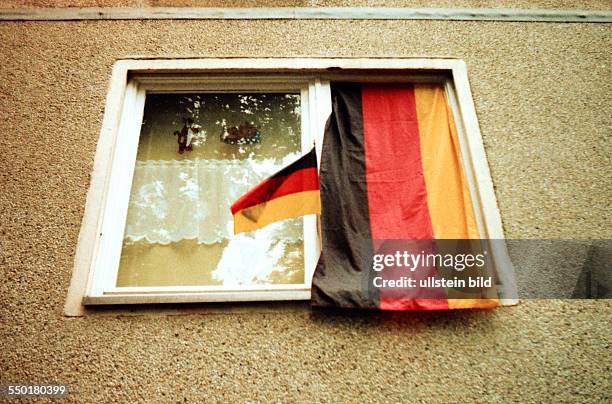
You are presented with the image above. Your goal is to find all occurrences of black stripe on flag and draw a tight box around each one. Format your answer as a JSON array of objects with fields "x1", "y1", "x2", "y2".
[{"x1": 311, "y1": 83, "x2": 379, "y2": 309}]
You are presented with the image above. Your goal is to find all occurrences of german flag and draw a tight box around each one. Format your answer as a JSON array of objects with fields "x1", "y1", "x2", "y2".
[
  {"x1": 311, "y1": 83, "x2": 500, "y2": 311},
  {"x1": 231, "y1": 148, "x2": 320, "y2": 234}
]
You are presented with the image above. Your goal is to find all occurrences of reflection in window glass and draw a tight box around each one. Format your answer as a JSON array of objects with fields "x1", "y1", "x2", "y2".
[{"x1": 116, "y1": 93, "x2": 304, "y2": 287}]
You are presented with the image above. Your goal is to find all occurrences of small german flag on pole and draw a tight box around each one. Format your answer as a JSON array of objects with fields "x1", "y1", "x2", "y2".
[{"x1": 230, "y1": 147, "x2": 321, "y2": 235}]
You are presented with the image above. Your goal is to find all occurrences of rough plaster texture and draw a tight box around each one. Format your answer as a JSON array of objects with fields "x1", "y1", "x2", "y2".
[
  {"x1": 0, "y1": 18, "x2": 610, "y2": 402},
  {"x1": 2, "y1": 1, "x2": 612, "y2": 10}
]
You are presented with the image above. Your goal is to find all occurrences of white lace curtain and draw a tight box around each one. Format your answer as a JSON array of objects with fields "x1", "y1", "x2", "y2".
[{"x1": 124, "y1": 156, "x2": 303, "y2": 245}]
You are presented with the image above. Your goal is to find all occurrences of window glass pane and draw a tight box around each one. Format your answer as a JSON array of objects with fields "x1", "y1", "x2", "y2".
[{"x1": 116, "y1": 92, "x2": 304, "y2": 287}]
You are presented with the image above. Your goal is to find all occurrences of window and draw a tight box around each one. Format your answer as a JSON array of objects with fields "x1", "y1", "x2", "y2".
[
  {"x1": 118, "y1": 92, "x2": 308, "y2": 289},
  {"x1": 68, "y1": 58, "x2": 512, "y2": 308}
]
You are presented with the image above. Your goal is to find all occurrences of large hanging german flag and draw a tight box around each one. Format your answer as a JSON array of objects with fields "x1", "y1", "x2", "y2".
[
  {"x1": 231, "y1": 148, "x2": 320, "y2": 234},
  {"x1": 311, "y1": 82, "x2": 499, "y2": 311}
]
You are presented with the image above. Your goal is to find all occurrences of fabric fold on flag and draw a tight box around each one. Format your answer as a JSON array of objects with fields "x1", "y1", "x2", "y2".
[
  {"x1": 231, "y1": 147, "x2": 321, "y2": 235},
  {"x1": 311, "y1": 82, "x2": 499, "y2": 311}
]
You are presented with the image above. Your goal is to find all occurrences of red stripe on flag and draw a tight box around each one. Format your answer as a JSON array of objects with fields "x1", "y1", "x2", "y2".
[
  {"x1": 230, "y1": 167, "x2": 319, "y2": 214},
  {"x1": 361, "y1": 84, "x2": 448, "y2": 310},
  {"x1": 362, "y1": 84, "x2": 433, "y2": 240}
]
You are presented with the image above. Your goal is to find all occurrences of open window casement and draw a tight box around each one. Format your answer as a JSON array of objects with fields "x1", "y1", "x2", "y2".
[{"x1": 67, "y1": 58, "x2": 517, "y2": 309}]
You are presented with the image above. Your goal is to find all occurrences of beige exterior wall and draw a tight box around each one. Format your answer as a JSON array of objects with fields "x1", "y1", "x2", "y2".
[
  {"x1": 1, "y1": 1, "x2": 611, "y2": 10},
  {"x1": 0, "y1": 14, "x2": 610, "y2": 402}
]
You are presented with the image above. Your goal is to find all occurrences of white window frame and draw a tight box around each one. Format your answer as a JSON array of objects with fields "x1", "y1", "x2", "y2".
[{"x1": 65, "y1": 58, "x2": 516, "y2": 313}]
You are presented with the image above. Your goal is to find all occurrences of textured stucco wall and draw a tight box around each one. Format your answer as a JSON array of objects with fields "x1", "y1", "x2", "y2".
[
  {"x1": 1, "y1": 1, "x2": 612, "y2": 10},
  {"x1": 0, "y1": 17, "x2": 610, "y2": 402}
]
